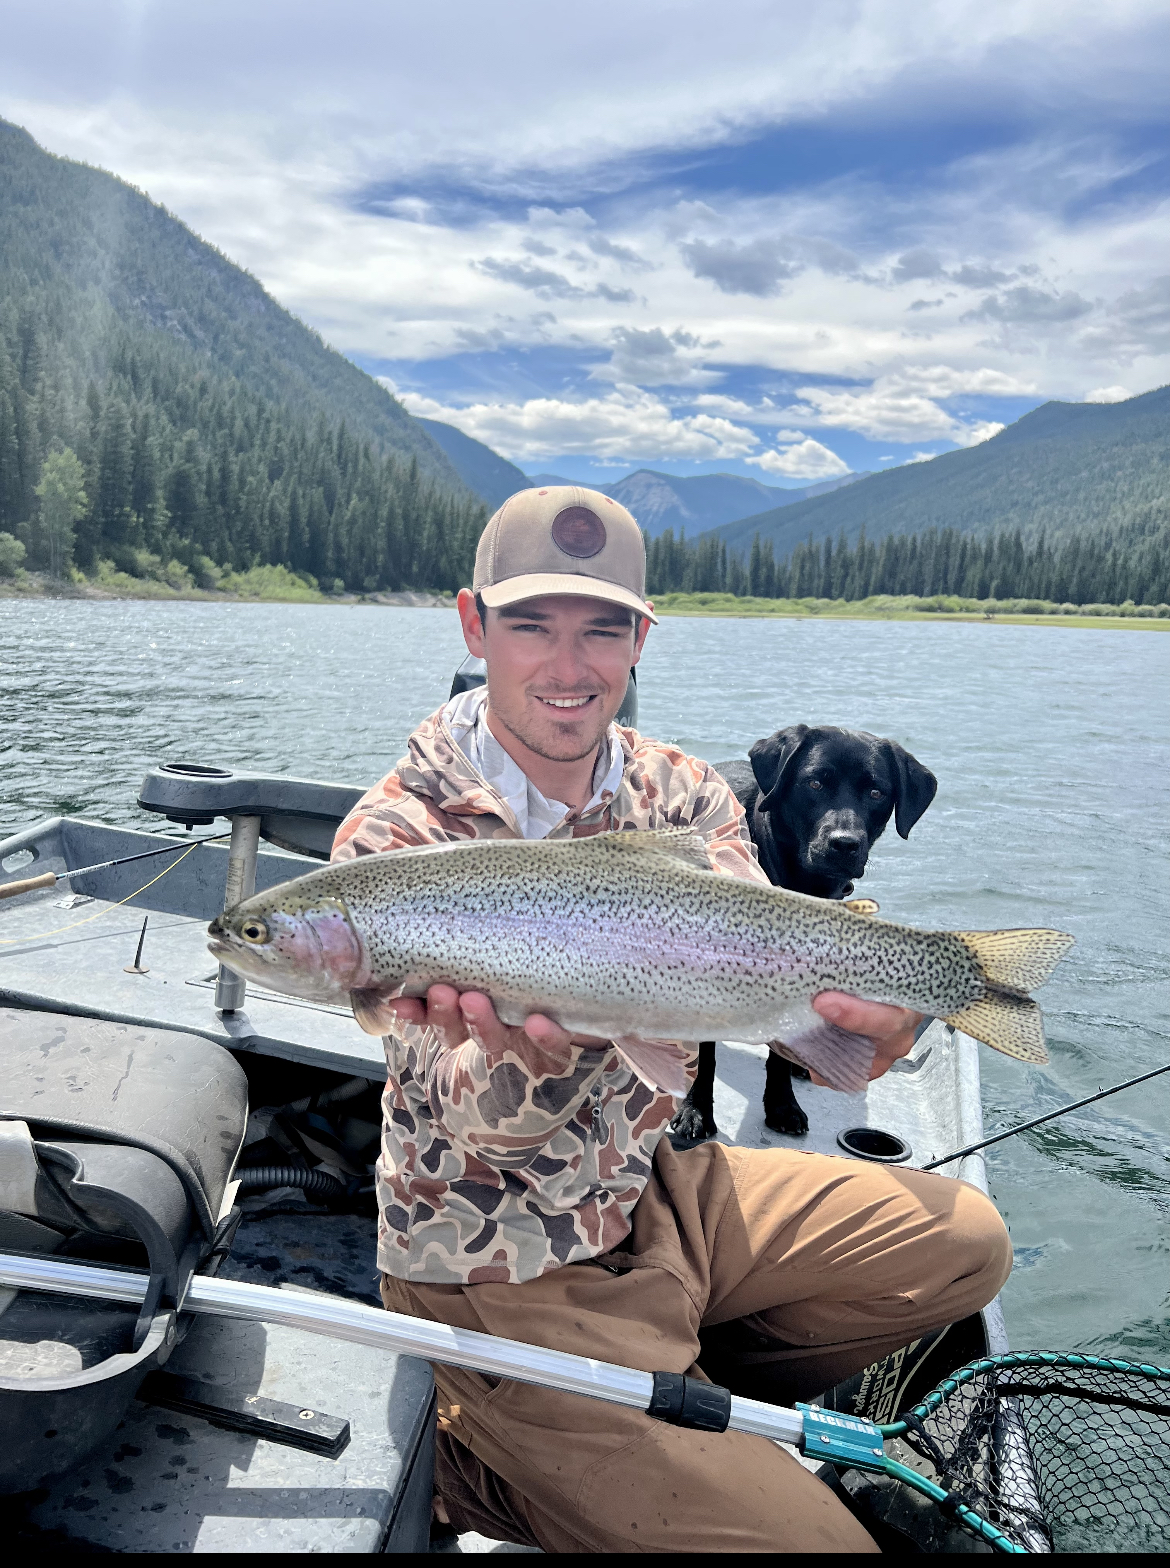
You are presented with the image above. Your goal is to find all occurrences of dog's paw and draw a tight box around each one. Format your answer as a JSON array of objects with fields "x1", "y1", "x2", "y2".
[
  {"x1": 764, "y1": 1100, "x2": 810, "y2": 1136},
  {"x1": 669, "y1": 1102, "x2": 716, "y2": 1143}
]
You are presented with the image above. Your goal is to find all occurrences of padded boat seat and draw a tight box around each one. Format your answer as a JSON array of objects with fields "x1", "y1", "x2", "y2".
[{"x1": 0, "y1": 1008, "x2": 249, "y2": 1493}]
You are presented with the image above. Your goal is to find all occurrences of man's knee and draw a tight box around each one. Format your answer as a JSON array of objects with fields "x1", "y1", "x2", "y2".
[{"x1": 951, "y1": 1182, "x2": 1013, "y2": 1303}]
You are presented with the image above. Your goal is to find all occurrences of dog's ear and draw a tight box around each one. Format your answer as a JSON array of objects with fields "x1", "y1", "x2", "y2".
[
  {"x1": 884, "y1": 741, "x2": 938, "y2": 839},
  {"x1": 749, "y1": 726, "x2": 811, "y2": 811}
]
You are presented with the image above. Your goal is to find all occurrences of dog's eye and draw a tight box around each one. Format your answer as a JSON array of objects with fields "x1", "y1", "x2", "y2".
[
  {"x1": 808, "y1": 779, "x2": 823, "y2": 791},
  {"x1": 869, "y1": 788, "x2": 883, "y2": 799}
]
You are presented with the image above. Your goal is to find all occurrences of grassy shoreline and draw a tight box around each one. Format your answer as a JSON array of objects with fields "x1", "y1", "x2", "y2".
[
  {"x1": 0, "y1": 565, "x2": 454, "y2": 608},
  {"x1": 651, "y1": 591, "x2": 1170, "y2": 630},
  {"x1": 3, "y1": 575, "x2": 1169, "y2": 630}
]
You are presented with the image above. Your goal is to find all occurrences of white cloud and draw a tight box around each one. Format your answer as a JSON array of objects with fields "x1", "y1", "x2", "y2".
[
  {"x1": 691, "y1": 393, "x2": 759, "y2": 418},
  {"x1": 1083, "y1": 385, "x2": 1132, "y2": 402},
  {"x1": 952, "y1": 419, "x2": 1004, "y2": 446},
  {"x1": 747, "y1": 438, "x2": 851, "y2": 479},
  {"x1": 777, "y1": 370, "x2": 1021, "y2": 442},
  {"x1": 396, "y1": 388, "x2": 759, "y2": 462}
]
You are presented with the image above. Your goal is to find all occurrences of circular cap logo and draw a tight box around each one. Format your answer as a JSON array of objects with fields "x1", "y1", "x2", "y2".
[{"x1": 551, "y1": 506, "x2": 607, "y2": 559}]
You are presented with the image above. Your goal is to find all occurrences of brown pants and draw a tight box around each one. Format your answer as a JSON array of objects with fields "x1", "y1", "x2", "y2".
[{"x1": 381, "y1": 1139, "x2": 1012, "y2": 1553}]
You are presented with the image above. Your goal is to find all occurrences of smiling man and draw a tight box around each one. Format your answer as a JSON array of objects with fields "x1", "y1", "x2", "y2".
[{"x1": 331, "y1": 487, "x2": 1011, "y2": 1554}]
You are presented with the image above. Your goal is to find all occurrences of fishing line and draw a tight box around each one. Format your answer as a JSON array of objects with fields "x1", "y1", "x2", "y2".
[
  {"x1": 0, "y1": 834, "x2": 229, "y2": 944},
  {"x1": 922, "y1": 1060, "x2": 1170, "y2": 1170}
]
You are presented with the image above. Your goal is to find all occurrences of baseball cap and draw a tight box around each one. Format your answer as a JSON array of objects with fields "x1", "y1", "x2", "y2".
[{"x1": 473, "y1": 485, "x2": 658, "y2": 623}]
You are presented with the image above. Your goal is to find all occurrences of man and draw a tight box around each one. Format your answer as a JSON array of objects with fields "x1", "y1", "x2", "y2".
[{"x1": 332, "y1": 487, "x2": 1011, "y2": 1554}]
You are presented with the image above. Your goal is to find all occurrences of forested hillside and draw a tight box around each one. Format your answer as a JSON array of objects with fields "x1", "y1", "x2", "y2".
[
  {"x1": 647, "y1": 512, "x2": 1170, "y2": 607},
  {"x1": 713, "y1": 387, "x2": 1170, "y2": 557},
  {"x1": 0, "y1": 118, "x2": 484, "y2": 591}
]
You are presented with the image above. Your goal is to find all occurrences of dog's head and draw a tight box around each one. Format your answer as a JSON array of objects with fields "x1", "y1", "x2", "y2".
[{"x1": 748, "y1": 724, "x2": 937, "y2": 887}]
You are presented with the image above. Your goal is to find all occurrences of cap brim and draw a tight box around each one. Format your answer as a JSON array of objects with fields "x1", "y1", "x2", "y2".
[{"x1": 478, "y1": 573, "x2": 658, "y2": 624}]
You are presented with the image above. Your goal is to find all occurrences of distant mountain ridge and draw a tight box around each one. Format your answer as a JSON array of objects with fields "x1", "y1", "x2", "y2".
[
  {"x1": 416, "y1": 418, "x2": 530, "y2": 509},
  {"x1": 711, "y1": 387, "x2": 1170, "y2": 558},
  {"x1": 599, "y1": 469, "x2": 866, "y2": 537},
  {"x1": 439, "y1": 463, "x2": 866, "y2": 535}
]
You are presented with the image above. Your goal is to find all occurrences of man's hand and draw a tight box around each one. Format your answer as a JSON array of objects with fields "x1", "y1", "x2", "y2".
[
  {"x1": 810, "y1": 992, "x2": 921, "y2": 1084},
  {"x1": 352, "y1": 983, "x2": 609, "y2": 1065}
]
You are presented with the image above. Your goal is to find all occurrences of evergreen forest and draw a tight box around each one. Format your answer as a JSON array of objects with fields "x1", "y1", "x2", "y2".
[{"x1": 646, "y1": 514, "x2": 1170, "y2": 609}]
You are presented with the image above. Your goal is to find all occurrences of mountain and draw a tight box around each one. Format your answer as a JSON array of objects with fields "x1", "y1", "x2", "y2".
[
  {"x1": 416, "y1": 418, "x2": 530, "y2": 510},
  {"x1": 0, "y1": 118, "x2": 485, "y2": 591},
  {"x1": 517, "y1": 468, "x2": 866, "y2": 535},
  {"x1": 711, "y1": 387, "x2": 1170, "y2": 558},
  {"x1": 0, "y1": 118, "x2": 464, "y2": 491},
  {"x1": 602, "y1": 469, "x2": 864, "y2": 537}
]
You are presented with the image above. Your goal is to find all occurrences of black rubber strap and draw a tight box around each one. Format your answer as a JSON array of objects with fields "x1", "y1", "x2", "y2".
[{"x1": 647, "y1": 1371, "x2": 732, "y2": 1432}]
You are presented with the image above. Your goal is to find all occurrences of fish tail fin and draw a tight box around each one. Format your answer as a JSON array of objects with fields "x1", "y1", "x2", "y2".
[
  {"x1": 944, "y1": 991, "x2": 1048, "y2": 1064},
  {"x1": 953, "y1": 927, "x2": 1074, "y2": 991},
  {"x1": 945, "y1": 928, "x2": 1072, "y2": 1064}
]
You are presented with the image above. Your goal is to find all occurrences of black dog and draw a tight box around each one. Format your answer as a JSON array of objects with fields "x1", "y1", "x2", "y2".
[{"x1": 669, "y1": 725, "x2": 937, "y2": 1142}]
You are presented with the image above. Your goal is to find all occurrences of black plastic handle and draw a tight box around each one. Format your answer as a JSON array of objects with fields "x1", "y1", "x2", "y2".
[{"x1": 647, "y1": 1370, "x2": 732, "y2": 1432}]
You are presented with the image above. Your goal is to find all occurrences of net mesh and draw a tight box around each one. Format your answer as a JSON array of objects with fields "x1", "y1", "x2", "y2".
[{"x1": 895, "y1": 1353, "x2": 1170, "y2": 1553}]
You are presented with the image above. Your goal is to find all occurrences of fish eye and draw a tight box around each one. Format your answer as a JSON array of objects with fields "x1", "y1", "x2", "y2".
[{"x1": 240, "y1": 919, "x2": 269, "y2": 944}]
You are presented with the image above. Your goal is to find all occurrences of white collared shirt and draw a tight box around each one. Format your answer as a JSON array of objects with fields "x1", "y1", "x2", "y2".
[{"x1": 445, "y1": 686, "x2": 624, "y2": 840}]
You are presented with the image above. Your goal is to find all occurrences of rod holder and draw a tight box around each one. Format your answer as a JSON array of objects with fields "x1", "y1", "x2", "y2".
[{"x1": 214, "y1": 815, "x2": 261, "y2": 1012}]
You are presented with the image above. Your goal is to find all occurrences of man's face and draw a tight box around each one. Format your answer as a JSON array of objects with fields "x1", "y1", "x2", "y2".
[{"x1": 457, "y1": 591, "x2": 650, "y2": 763}]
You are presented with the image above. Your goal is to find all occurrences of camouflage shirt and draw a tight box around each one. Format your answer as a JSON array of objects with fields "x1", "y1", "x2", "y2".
[{"x1": 332, "y1": 696, "x2": 768, "y2": 1284}]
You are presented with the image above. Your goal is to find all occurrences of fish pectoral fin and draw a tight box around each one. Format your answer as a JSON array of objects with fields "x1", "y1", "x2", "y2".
[
  {"x1": 601, "y1": 829, "x2": 714, "y2": 873},
  {"x1": 844, "y1": 898, "x2": 880, "y2": 915},
  {"x1": 351, "y1": 986, "x2": 406, "y2": 1036},
  {"x1": 781, "y1": 1023, "x2": 876, "y2": 1094},
  {"x1": 944, "y1": 990, "x2": 1049, "y2": 1064},
  {"x1": 613, "y1": 1036, "x2": 694, "y2": 1098}
]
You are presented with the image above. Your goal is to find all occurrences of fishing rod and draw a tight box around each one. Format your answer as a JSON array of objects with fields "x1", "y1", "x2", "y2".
[
  {"x1": 0, "y1": 1250, "x2": 1024, "y2": 1553},
  {"x1": 0, "y1": 834, "x2": 230, "y2": 903},
  {"x1": 922, "y1": 1060, "x2": 1170, "y2": 1171}
]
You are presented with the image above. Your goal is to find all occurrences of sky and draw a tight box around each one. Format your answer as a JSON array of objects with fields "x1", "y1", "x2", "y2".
[{"x1": 2, "y1": 1, "x2": 1167, "y2": 485}]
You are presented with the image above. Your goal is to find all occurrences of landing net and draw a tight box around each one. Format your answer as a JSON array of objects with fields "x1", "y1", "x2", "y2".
[{"x1": 887, "y1": 1352, "x2": 1170, "y2": 1552}]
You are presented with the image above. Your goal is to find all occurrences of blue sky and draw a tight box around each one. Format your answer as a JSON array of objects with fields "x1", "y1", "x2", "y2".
[{"x1": 2, "y1": 1, "x2": 1167, "y2": 484}]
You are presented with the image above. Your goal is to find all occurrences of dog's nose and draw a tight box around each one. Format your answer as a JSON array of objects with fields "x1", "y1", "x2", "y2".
[{"x1": 829, "y1": 832, "x2": 863, "y2": 855}]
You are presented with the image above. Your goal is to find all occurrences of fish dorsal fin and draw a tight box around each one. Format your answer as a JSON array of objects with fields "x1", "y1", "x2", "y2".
[
  {"x1": 600, "y1": 828, "x2": 714, "y2": 872},
  {"x1": 844, "y1": 897, "x2": 880, "y2": 915}
]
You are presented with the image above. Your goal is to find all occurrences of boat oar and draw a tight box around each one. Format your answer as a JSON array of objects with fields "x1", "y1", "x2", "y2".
[
  {"x1": 922, "y1": 1060, "x2": 1170, "y2": 1171},
  {"x1": 0, "y1": 1251, "x2": 1023, "y2": 1552},
  {"x1": 0, "y1": 835, "x2": 228, "y2": 902}
]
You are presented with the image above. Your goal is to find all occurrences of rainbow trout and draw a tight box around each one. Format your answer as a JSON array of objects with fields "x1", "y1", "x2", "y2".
[{"x1": 208, "y1": 829, "x2": 1073, "y2": 1095}]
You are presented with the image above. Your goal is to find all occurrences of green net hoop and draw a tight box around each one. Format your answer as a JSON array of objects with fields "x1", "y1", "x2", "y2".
[{"x1": 885, "y1": 1352, "x2": 1170, "y2": 1552}]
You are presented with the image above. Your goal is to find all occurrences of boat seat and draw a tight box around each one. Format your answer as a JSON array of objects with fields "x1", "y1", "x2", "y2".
[{"x1": 0, "y1": 1007, "x2": 249, "y2": 1494}]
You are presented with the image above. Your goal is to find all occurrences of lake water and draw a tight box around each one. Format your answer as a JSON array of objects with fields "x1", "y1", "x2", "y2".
[{"x1": 2, "y1": 598, "x2": 1168, "y2": 1361}]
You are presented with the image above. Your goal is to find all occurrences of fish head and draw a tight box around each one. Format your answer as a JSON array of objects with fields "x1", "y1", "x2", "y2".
[{"x1": 208, "y1": 892, "x2": 371, "y2": 1001}]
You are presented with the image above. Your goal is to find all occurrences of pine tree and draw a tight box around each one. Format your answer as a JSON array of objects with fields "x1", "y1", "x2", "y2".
[{"x1": 34, "y1": 446, "x2": 87, "y2": 579}]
